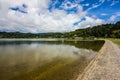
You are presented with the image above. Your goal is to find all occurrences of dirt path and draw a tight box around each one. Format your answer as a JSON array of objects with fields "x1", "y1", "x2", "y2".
[{"x1": 77, "y1": 40, "x2": 120, "y2": 80}]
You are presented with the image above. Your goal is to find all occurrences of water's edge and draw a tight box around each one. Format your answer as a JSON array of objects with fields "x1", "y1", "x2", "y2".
[{"x1": 76, "y1": 40, "x2": 106, "y2": 80}]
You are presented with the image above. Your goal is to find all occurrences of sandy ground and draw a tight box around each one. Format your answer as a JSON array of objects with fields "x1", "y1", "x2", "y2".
[{"x1": 77, "y1": 40, "x2": 120, "y2": 80}]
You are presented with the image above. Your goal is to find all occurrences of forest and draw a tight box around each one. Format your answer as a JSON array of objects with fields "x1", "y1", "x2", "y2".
[{"x1": 0, "y1": 21, "x2": 120, "y2": 38}]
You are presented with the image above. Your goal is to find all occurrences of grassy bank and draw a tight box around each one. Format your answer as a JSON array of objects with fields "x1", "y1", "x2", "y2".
[
  {"x1": 108, "y1": 38, "x2": 120, "y2": 47},
  {"x1": 97, "y1": 38, "x2": 120, "y2": 47}
]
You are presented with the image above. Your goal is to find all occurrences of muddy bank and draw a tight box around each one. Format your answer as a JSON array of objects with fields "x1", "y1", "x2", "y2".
[{"x1": 77, "y1": 40, "x2": 120, "y2": 80}]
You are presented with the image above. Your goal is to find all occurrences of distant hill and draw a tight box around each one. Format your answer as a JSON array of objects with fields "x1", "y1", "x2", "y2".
[
  {"x1": 0, "y1": 21, "x2": 120, "y2": 38},
  {"x1": 64, "y1": 21, "x2": 120, "y2": 38}
]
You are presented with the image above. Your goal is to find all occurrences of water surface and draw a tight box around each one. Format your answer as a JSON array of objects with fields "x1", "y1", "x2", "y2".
[{"x1": 0, "y1": 39, "x2": 104, "y2": 80}]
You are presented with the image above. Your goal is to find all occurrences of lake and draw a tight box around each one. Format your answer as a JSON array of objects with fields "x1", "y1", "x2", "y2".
[{"x1": 0, "y1": 39, "x2": 104, "y2": 80}]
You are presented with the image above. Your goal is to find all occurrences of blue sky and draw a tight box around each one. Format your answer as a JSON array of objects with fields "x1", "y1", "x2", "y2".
[
  {"x1": 0, "y1": 0, "x2": 120, "y2": 33},
  {"x1": 49, "y1": 0, "x2": 120, "y2": 22}
]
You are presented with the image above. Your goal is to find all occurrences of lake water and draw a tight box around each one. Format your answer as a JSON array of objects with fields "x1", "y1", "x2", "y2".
[{"x1": 0, "y1": 39, "x2": 104, "y2": 80}]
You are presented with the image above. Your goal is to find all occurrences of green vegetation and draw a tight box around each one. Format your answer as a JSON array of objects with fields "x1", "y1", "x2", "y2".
[
  {"x1": 107, "y1": 38, "x2": 120, "y2": 46},
  {"x1": 65, "y1": 21, "x2": 120, "y2": 38},
  {"x1": 0, "y1": 21, "x2": 120, "y2": 38},
  {"x1": 110, "y1": 39, "x2": 120, "y2": 46},
  {"x1": 0, "y1": 32, "x2": 63, "y2": 38},
  {"x1": 96, "y1": 38, "x2": 120, "y2": 47}
]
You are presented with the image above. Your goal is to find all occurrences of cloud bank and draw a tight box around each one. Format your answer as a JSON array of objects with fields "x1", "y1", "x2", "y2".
[{"x1": 0, "y1": 0, "x2": 117, "y2": 33}]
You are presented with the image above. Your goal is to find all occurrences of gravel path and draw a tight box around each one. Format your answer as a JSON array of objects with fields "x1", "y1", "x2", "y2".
[{"x1": 77, "y1": 40, "x2": 120, "y2": 80}]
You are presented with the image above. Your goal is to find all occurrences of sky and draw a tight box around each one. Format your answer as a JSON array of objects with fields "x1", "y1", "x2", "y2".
[{"x1": 0, "y1": 0, "x2": 120, "y2": 33}]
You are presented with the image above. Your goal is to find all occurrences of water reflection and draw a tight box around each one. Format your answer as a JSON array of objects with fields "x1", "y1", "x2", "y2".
[
  {"x1": 0, "y1": 43, "x2": 95, "y2": 67},
  {"x1": 0, "y1": 40, "x2": 104, "y2": 80}
]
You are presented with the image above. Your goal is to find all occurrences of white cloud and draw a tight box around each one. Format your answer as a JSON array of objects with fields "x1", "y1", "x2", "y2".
[
  {"x1": 110, "y1": 0, "x2": 119, "y2": 6},
  {"x1": 60, "y1": 1, "x2": 78, "y2": 10},
  {"x1": 82, "y1": 3, "x2": 89, "y2": 7},
  {"x1": 87, "y1": 0, "x2": 105, "y2": 11},
  {"x1": 101, "y1": 13, "x2": 108, "y2": 16},
  {"x1": 109, "y1": 12, "x2": 120, "y2": 21},
  {"x1": 109, "y1": 15, "x2": 116, "y2": 21},
  {"x1": 77, "y1": 16, "x2": 105, "y2": 28},
  {"x1": 0, "y1": 0, "x2": 105, "y2": 33}
]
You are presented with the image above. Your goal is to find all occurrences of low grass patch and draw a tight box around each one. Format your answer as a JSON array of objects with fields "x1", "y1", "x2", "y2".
[
  {"x1": 97, "y1": 38, "x2": 120, "y2": 47},
  {"x1": 108, "y1": 38, "x2": 120, "y2": 47}
]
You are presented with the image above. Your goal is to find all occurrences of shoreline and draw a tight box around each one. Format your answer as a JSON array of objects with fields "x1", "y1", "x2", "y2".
[{"x1": 76, "y1": 40, "x2": 120, "y2": 80}]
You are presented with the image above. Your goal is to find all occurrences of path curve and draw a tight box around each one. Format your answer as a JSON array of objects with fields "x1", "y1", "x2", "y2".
[{"x1": 77, "y1": 40, "x2": 120, "y2": 80}]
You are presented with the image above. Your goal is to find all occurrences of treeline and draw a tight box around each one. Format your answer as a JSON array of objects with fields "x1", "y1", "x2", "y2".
[
  {"x1": 0, "y1": 21, "x2": 120, "y2": 38},
  {"x1": 0, "y1": 32, "x2": 63, "y2": 38},
  {"x1": 65, "y1": 21, "x2": 120, "y2": 38}
]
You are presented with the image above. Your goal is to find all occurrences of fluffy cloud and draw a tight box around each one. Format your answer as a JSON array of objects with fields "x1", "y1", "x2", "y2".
[
  {"x1": 0, "y1": 0, "x2": 105, "y2": 33},
  {"x1": 77, "y1": 16, "x2": 105, "y2": 28},
  {"x1": 60, "y1": 1, "x2": 78, "y2": 10},
  {"x1": 109, "y1": 12, "x2": 120, "y2": 21},
  {"x1": 109, "y1": 15, "x2": 116, "y2": 21}
]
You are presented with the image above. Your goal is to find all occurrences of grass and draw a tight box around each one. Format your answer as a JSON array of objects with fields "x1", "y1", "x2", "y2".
[
  {"x1": 108, "y1": 38, "x2": 120, "y2": 47},
  {"x1": 97, "y1": 38, "x2": 120, "y2": 47}
]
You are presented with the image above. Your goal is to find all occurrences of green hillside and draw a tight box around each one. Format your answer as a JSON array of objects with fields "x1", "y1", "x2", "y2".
[{"x1": 0, "y1": 21, "x2": 120, "y2": 38}]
